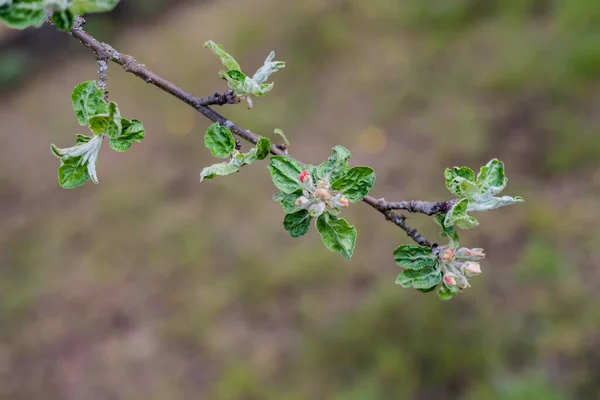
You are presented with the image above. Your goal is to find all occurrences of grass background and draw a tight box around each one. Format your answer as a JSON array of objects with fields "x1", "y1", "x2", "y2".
[{"x1": 1, "y1": 0, "x2": 600, "y2": 398}]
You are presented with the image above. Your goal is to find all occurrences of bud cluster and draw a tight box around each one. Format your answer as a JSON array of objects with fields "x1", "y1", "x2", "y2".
[
  {"x1": 294, "y1": 171, "x2": 350, "y2": 217},
  {"x1": 437, "y1": 247, "x2": 485, "y2": 295}
]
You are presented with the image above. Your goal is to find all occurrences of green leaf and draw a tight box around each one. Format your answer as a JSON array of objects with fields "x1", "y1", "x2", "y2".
[
  {"x1": 109, "y1": 118, "x2": 145, "y2": 152},
  {"x1": 315, "y1": 212, "x2": 357, "y2": 261},
  {"x1": 317, "y1": 145, "x2": 351, "y2": 181},
  {"x1": 476, "y1": 158, "x2": 506, "y2": 195},
  {"x1": 438, "y1": 285, "x2": 458, "y2": 301},
  {"x1": 393, "y1": 245, "x2": 436, "y2": 270},
  {"x1": 434, "y1": 214, "x2": 460, "y2": 248},
  {"x1": 244, "y1": 137, "x2": 271, "y2": 163},
  {"x1": 76, "y1": 134, "x2": 91, "y2": 144},
  {"x1": 283, "y1": 210, "x2": 311, "y2": 238},
  {"x1": 444, "y1": 166, "x2": 475, "y2": 189},
  {"x1": 0, "y1": 0, "x2": 45, "y2": 29},
  {"x1": 57, "y1": 155, "x2": 90, "y2": 189},
  {"x1": 447, "y1": 176, "x2": 479, "y2": 199},
  {"x1": 199, "y1": 162, "x2": 240, "y2": 181},
  {"x1": 331, "y1": 166, "x2": 375, "y2": 203},
  {"x1": 204, "y1": 123, "x2": 235, "y2": 158},
  {"x1": 267, "y1": 156, "x2": 304, "y2": 194},
  {"x1": 88, "y1": 101, "x2": 122, "y2": 138},
  {"x1": 68, "y1": 0, "x2": 119, "y2": 14},
  {"x1": 274, "y1": 128, "x2": 289, "y2": 147},
  {"x1": 395, "y1": 265, "x2": 442, "y2": 290},
  {"x1": 51, "y1": 134, "x2": 103, "y2": 188},
  {"x1": 273, "y1": 190, "x2": 302, "y2": 214},
  {"x1": 444, "y1": 198, "x2": 479, "y2": 229},
  {"x1": 251, "y1": 51, "x2": 285, "y2": 85},
  {"x1": 51, "y1": 9, "x2": 74, "y2": 32},
  {"x1": 72, "y1": 81, "x2": 108, "y2": 126},
  {"x1": 204, "y1": 40, "x2": 241, "y2": 71}
]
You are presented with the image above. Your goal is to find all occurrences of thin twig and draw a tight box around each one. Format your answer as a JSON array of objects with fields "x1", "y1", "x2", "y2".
[
  {"x1": 375, "y1": 199, "x2": 457, "y2": 215},
  {"x1": 63, "y1": 20, "x2": 448, "y2": 247}
]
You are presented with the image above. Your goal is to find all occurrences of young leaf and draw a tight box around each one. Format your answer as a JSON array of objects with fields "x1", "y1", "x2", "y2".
[
  {"x1": 251, "y1": 51, "x2": 285, "y2": 85},
  {"x1": 0, "y1": 0, "x2": 46, "y2": 29},
  {"x1": 444, "y1": 159, "x2": 523, "y2": 214},
  {"x1": 68, "y1": 0, "x2": 120, "y2": 15},
  {"x1": 244, "y1": 137, "x2": 271, "y2": 163},
  {"x1": 72, "y1": 81, "x2": 108, "y2": 126},
  {"x1": 466, "y1": 195, "x2": 524, "y2": 213},
  {"x1": 434, "y1": 214, "x2": 460, "y2": 249},
  {"x1": 395, "y1": 266, "x2": 442, "y2": 290},
  {"x1": 56, "y1": 156, "x2": 90, "y2": 189},
  {"x1": 76, "y1": 134, "x2": 91, "y2": 144},
  {"x1": 315, "y1": 212, "x2": 357, "y2": 261},
  {"x1": 109, "y1": 119, "x2": 145, "y2": 152},
  {"x1": 393, "y1": 245, "x2": 436, "y2": 270},
  {"x1": 88, "y1": 101, "x2": 122, "y2": 138},
  {"x1": 255, "y1": 137, "x2": 271, "y2": 160},
  {"x1": 274, "y1": 128, "x2": 290, "y2": 147},
  {"x1": 331, "y1": 166, "x2": 375, "y2": 203},
  {"x1": 199, "y1": 162, "x2": 240, "y2": 181},
  {"x1": 51, "y1": 134, "x2": 103, "y2": 188},
  {"x1": 447, "y1": 176, "x2": 479, "y2": 199},
  {"x1": 273, "y1": 190, "x2": 302, "y2": 214},
  {"x1": 476, "y1": 158, "x2": 506, "y2": 195},
  {"x1": 52, "y1": 9, "x2": 74, "y2": 32},
  {"x1": 444, "y1": 198, "x2": 479, "y2": 229},
  {"x1": 317, "y1": 145, "x2": 351, "y2": 181},
  {"x1": 444, "y1": 166, "x2": 475, "y2": 189},
  {"x1": 204, "y1": 40, "x2": 241, "y2": 71},
  {"x1": 283, "y1": 210, "x2": 311, "y2": 238},
  {"x1": 267, "y1": 156, "x2": 304, "y2": 194},
  {"x1": 204, "y1": 123, "x2": 235, "y2": 158}
]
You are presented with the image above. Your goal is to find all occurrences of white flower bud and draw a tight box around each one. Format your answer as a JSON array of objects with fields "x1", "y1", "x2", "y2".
[
  {"x1": 462, "y1": 261, "x2": 481, "y2": 277},
  {"x1": 294, "y1": 196, "x2": 310, "y2": 208},
  {"x1": 308, "y1": 202, "x2": 326, "y2": 217}
]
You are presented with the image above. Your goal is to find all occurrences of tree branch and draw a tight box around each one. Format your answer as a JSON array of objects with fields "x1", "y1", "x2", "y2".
[
  {"x1": 375, "y1": 199, "x2": 457, "y2": 215},
  {"x1": 64, "y1": 19, "x2": 449, "y2": 247}
]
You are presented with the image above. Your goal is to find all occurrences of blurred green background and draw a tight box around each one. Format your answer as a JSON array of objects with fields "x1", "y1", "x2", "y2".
[{"x1": 1, "y1": 0, "x2": 600, "y2": 398}]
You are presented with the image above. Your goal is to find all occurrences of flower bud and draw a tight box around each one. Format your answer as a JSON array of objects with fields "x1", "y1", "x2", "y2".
[
  {"x1": 314, "y1": 188, "x2": 330, "y2": 200},
  {"x1": 440, "y1": 248, "x2": 455, "y2": 263},
  {"x1": 462, "y1": 261, "x2": 481, "y2": 277},
  {"x1": 294, "y1": 196, "x2": 310, "y2": 208},
  {"x1": 444, "y1": 274, "x2": 457, "y2": 287},
  {"x1": 339, "y1": 196, "x2": 350, "y2": 207},
  {"x1": 308, "y1": 202, "x2": 326, "y2": 217},
  {"x1": 317, "y1": 179, "x2": 330, "y2": 190},
  {"x1": 456, "y1": 247, "x2": 486, "y2": 261},
  {"x1": 298, "y1": 170, "x2": 311, "y2": 184},
  {"x1": 456, "y1": 275, "x2": 471, "y2": 289}
]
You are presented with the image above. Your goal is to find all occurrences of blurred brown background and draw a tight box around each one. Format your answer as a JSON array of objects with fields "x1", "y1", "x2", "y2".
[{"x1": 1, "y1": 0, "x2": 600, "y2": 399}]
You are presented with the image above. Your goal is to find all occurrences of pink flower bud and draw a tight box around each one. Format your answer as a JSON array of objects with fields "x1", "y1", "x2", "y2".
[
  {"x1": 294, "y1": 196, "x2": 310, "y2": 207},
  {"x1": 339, "y1": 196, "x2": 350, "y2": 207},
  {"x1": 314, "y1": 188, "x2": 330, "y2": 200},
  {"x1": 444, "y1": 275, "x2": 457, "y2": 287},
  {"x1": 317, "y1": 179, "x2": 330, "y2": 190},
  {"x1": 462, "y1": 261, "x2": 481, "y2": 277},
  {"x1": 456, "y1": 247, "x2": 486, "y2": 261},
  {"x1": 298, "y1": 171, "x2": 311, "y2": 184},
  {"x1": 440, "y1": 248, "x2": 455, "y2": 263},
  {"x1": 471, "y1": 248, "x2": 486, "y2": 258}
]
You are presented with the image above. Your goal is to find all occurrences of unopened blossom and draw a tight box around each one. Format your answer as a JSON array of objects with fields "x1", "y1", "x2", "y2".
[
  {"x1": 440, "y1": 248, "x2": 455, "y2": 263},
  {"x1": 462, "y1": 261, "x2": 481, "y2": 277}
]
